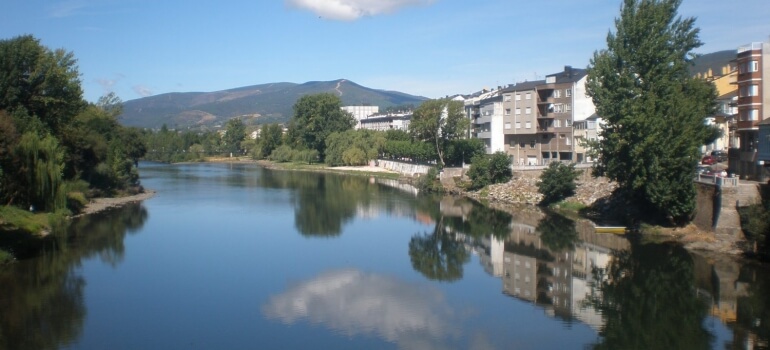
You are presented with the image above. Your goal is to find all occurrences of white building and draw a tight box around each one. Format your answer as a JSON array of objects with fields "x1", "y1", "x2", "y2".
[{"x1": 342, "y1": 106, "x2": 380, "y2": 129}]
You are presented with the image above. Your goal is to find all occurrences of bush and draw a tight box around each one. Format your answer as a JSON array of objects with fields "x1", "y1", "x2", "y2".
[
  {"x1": 0, "y1": 249, "x2": 13, "y2": 264},
  {"x1": 292, "y1": 149, "x2": 319, "y2": 164},
  {"x1": 416, "y1": 167, "x2": 443, "y2": 193},
  {"x1": 467, "y1": 152, "x2": 512, "y2": 190},
  {"x1": 269, "y1": 145, "x2": 295, "y2": 163},
  {"x1": 537, "y1": 162, "x2": 581, "y2": 205}
]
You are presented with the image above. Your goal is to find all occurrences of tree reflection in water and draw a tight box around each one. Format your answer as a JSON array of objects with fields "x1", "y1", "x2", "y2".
[
  {"x1": 0, "y1": 203, "x2": 148, "y2": 350},
  {"x1": 587, "y1": 243, "x2": 713, "y2": 350},
  {"x1": 409, "y1": 216, "x2": 470, "y2": 282}
]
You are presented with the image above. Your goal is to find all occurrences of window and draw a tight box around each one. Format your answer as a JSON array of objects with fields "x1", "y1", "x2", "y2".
[
  {"x1": 741, "y1": 61, "x2": 760, "y2": 73},
  {"x1": 515, "y1": 108, "x2": 521, "y2": 115},
  {"x1": 515, "y1": 121, "x2": 521, "y2": 129},
  {"x1": 553, "y1": 104, "x2": 564, "y2": 113},
  {"x1": 520, "y1": 142, "x2": 526, "y2": 148},
  {"x1": 505, "y1": 108, "x2": 511, "y2": 116},
  {"x1": 554, "y1": 119, "x2": 561, "y2": 127},
  {"x1": 505, "y1": 122, "x2": 511, "y2": 129},
  {"x1": 566, "y1": 119, "x2": 572, "y2": 127},
  {"x1": 504, "y1": 95, "x2": 511, "y2": 102},
  {"x1": 566, "y1": 89, "x2": 572, "y2": 97},
  {"x1": 566, "y1": 136, "x2": 571, "y2": 145},
  {"x1": 525, "y1": 92, "x2": 531, "y2": 100},
  {"x1": 565, "y1": 104, "x2": 572, "y2": 112},
  {"x1": 530, "y1": 140, "x2": 536, "y2": 148},
  {"x1": 741, "y1": 85, "x2": 759, "y2": 97},
  {"x1": 525, "y1": 107, "x2": 531, "y2": 114},
  {"x1": 742, "y1": 109, "x2": 759, "y2": 121},
  {"x1": 525, "y1": 121, "x2": 531, "y2": 128},
  {"x1": 515, "y1": 94, "x2": 521, "y2": 101},
  {"x1": 554, "y1": 89, "x2": 561, "y2": 98}
]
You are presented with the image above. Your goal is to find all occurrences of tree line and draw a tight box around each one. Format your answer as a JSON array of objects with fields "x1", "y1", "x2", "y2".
[{"x1": 0, "y1": 35, "x2": 146, "y2": 215}]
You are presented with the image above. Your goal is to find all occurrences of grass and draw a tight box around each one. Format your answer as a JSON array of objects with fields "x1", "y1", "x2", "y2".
[
  {"x1": 0, "y1": 205, "x2": 50, "y2": 234},
  {"x1": 0, "y1": 249, "x2": 13, "y2": 264},
  {"x1": 551, "y1": 200, "x2": 587, "y2": 212}
]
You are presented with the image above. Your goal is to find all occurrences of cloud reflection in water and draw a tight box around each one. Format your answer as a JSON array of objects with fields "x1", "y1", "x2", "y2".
[{"x1": 263, "y1": 269, "x2": 457, "y2": 348}]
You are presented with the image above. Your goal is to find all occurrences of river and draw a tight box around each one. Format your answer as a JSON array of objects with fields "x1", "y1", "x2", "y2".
[{"x1": 1, "y1": 162, "x2": 768, "y2": 349}]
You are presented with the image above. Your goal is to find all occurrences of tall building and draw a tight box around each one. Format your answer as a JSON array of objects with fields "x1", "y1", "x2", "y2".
[{"x1": 734, "y1": 40, "x2": 770, "y2": 180}]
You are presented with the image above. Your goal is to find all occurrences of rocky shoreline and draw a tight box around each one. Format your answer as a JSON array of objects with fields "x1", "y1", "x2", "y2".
[{"x1": 71, "y1": 190, "x2": 156, "y2": 218}]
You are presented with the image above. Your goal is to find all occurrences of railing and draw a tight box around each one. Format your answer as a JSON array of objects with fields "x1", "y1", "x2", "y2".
[
  {"x1": 738, "y1": 42, "x2": 763, "y2": 54},
  {"x1": 695, "y1": 174, "x2": 739, "y2": 187}
]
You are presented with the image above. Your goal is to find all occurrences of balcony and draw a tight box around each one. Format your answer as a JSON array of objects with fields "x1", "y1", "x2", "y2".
[
  {"x1": 738, "y1": 42, "x2": 763, "y2": 54},
  {"x1": 537, "y1": 127, "x2": 555, "y2": 133}
]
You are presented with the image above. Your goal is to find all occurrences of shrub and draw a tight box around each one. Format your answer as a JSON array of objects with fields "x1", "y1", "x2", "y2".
[
  {"x1": 537, "y1": 162, "x2": 581, "y2": 205},
  {"x1": 416, "y1": 167, "x2": 443, "y2": 193},
  {"x1": 467, "y1": 152, "x2": 512, "y2": 190},
  {"x1": 269, "y1": 145, "x2": 295, "y2": 163}
]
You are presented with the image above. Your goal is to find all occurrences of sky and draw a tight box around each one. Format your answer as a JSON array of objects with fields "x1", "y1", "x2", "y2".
[{"x1": 2, "y1": 0, "x2": 770, "y2": 103}]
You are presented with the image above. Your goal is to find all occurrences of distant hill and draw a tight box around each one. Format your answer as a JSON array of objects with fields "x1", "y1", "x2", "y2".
[
  {"x1": 691, "y1": 50, "x2": 736, "y2": 77},
  {"x1": 119, "y1": 79, "x2": 428, "y2": 130}
]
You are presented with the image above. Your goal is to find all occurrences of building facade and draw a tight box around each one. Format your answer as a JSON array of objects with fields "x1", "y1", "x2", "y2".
[
  {"x1": 733, "y1": 41, "x2": 770, "y2": 180},
  {"x1": 342, "y1": 105, "x2": 379, "y2": 129}
]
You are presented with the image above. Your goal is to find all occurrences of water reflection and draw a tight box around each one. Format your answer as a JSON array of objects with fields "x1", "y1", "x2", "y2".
[
  {"x1": 0, "y1": 203, "x2": 148, "y2": 350},
  {"x1": 263, "y1": 269, "x2": 457, "y2": 349}
]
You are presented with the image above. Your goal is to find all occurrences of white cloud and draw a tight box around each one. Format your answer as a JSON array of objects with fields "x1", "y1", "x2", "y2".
[
  {"x1": 286, "y1": 0, "x2": 434, "y2": 21},
  {"x1": 48, "y1": 0, "x2": 88, "y2": 18},
  {"x1": 263, "y1": 269, "x2": 458, "y2": 348},
  {"x1": 132, "y1": 85, "x2": 153, "y2": 97},
  {"x1": 95, "y1": 73, "x2": 125, "y2": 95}
]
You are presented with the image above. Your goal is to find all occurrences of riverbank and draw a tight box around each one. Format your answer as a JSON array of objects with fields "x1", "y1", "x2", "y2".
[
  {"x1": 71, "y1": 190, "x2": 156, "y2": 218},
  {"x1": 207, "y1": 157, "x2": 750, "y2": 257}
]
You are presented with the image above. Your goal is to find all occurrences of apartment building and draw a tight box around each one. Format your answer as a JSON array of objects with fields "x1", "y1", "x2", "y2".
[
  {"x1": 466, "y1": 89, "x2": 505, "y2": 153},
  {"x1": 733, "y1": 41, "x2": 770, "y2": 180},
  {"x1": 502, "y1": 81, "x2": 543, "y2": 165}
]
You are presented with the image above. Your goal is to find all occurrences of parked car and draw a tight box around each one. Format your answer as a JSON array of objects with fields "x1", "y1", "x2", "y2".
[
  {"x1": 701, "y1": 155, "x2": 716, "y2": 165},
  {"x1": 710, "y1": 150, "x2": 727, "y2": 162}
]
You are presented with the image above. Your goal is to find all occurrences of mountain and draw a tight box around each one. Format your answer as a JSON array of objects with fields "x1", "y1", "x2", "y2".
[{"x1": 119, "y1": 79, "x2": 428, "y2": 129}]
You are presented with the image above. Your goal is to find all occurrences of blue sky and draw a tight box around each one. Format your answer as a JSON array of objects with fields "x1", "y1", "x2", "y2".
[{"x1": 2, "y1": 0, "x2": 769, "y2": 103}]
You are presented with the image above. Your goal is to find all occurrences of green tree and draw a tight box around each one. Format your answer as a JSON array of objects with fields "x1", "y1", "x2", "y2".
[
  {"x1": 0, "y1": 35, "x2": 84, "y2": 136},
  {"x1": 256, "y1": 123, "x2": 284, "y2": 159},
  {"x1": 585, "y1": 0, "x2": 719, "y2": 224},
  {"x1": 409, "y1": 98, "x2": 469, "y2": 166},
  {"x1": 537, "y1": 162, "x2": 581, "y2": 205},
  {"x1": 324, "y1": 129, "x2": 385, "y2": 166},
  {"x1": 223, "y1": 118, "x2": 246, "y2": 154},
  {"x1": 286, "y1": 93, "x2": 355, "y2": 160},
  {"x1": 466, "y1": 151, "x2": 512, "y2": 190}
]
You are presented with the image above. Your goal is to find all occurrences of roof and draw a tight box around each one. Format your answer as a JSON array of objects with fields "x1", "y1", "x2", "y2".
[
  {"x1": 501, "y1": 80, "x2": 545, "y2": 93},
  {"x1": 758, "y1": 118, "x2": 770, "y2": 126},
  {"x1": 545, "y1": 66, "x2": 588, "y2": 84}
]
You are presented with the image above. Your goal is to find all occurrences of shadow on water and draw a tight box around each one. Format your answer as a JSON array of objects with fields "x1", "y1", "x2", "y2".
[{"x1": 0, "y1": 203, "x2": 148, "y2": 350}]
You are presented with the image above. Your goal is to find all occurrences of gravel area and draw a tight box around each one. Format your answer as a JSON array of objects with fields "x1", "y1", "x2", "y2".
[{"x1": 72, "y1": 190, "x2": 156, "y2": 218}]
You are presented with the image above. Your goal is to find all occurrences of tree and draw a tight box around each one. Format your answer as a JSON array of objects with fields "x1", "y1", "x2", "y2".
[
  {"x1": 286, "y1": 93, "x2": 355, "y2": 160},
  {"x1": 409, "y1": 99, "x2": 469, "y2": 166},
  {"x1": 0, "y1": 35, "x2": 84, "y2": 136},
  {"x1": 585, "y1": 0, "x2": 719, "y2": 224},
  {"x1": 537, "y1": 162, "x2": 581, "y2": 205},
  {"x1": 223, "y1": 118, "x2": 246, "y2": 154},
  {"x1": 255, "y1": 123, "x2": 283, "y2": 159},
  {"x1": 466, "y1": 152, "x2": 512, "y2": 190}
]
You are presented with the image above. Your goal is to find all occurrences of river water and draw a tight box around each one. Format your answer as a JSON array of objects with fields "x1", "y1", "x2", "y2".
[{"x1": 1, "y1": 162, "x2": 769, "y2": 349}]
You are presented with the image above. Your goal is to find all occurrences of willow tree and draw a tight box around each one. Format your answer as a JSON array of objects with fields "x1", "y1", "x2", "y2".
[
  {"x1": 586, "y1": 0, "x2": 719, "y2": 224},
  {"x1": 17, "y1": 132, "x2": 66, "y2": 211}
]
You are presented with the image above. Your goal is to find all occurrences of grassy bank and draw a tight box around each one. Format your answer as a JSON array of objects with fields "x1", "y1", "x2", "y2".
[
  {"x1": 250, "y1": 159, "x2": 403, "y2": 180},
  {"x1": 0, "y1": 205, "x2": 62, "y2": 263}
]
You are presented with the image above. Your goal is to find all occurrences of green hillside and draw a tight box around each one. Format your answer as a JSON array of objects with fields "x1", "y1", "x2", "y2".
[{"x1": 119, "y1": 79, "x2": 427, "y2": 129}]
